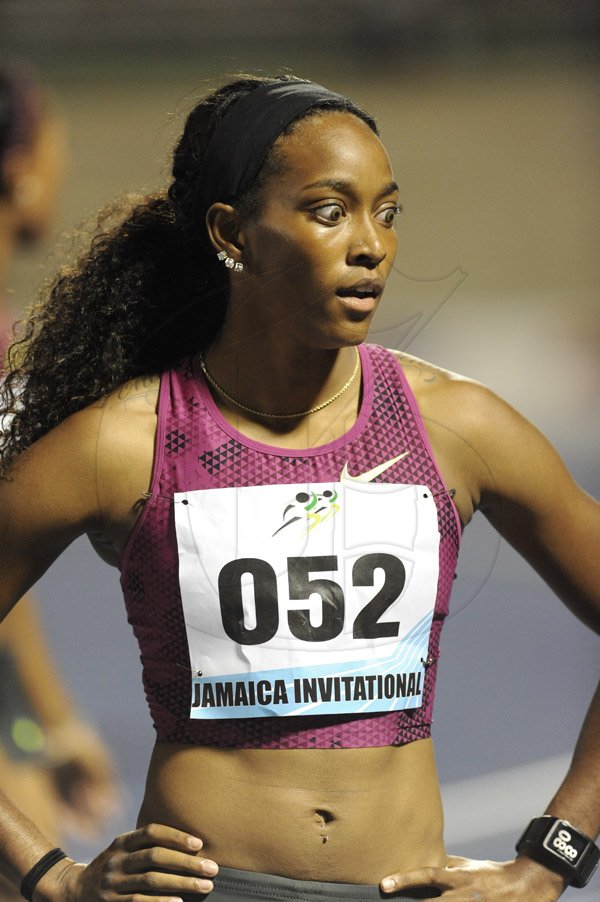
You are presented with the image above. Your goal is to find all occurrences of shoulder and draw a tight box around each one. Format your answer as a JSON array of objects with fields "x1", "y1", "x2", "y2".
[
  {"x1": 5, "y1": 374, "x2": 161, "y2": 527},
  {"x1": 388, "y1": 348, "x2": 524, "y2": 427},
  {"x1": 385, "y1": 347, "x2": 579, "y2": 501},
  {"x1": 0, "y1": 375, "x2": 163, "y2": 604},
  {"x1": 33, "y1": 373, "x2": 161, "y2": 462},
  {"x1": 94, "y1": 373, "x2": 161, "y2": 418},
  {"x1": 387, "y1": 347, "x2": 480, "y2": 400},
  {"x1": 57, "y1": 373, "x2": 163, "y2": 463},
  {"x1": 387, "y1": 347, "x2": 506, "y2": 444},
  {"x1": 86, "y1": 373, "x2": 161, "y2": 508},
  {"x1": 380, "y1": 350, "x2": 599, "y2": 627},
  {"x1": 91, "y1": 373, "x2": 162, "y2": 458}
]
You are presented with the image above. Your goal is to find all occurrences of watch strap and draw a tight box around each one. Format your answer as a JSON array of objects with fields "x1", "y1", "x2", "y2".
[{"x1": 516, "y1": 816, "x2": 599, "y2": 888}]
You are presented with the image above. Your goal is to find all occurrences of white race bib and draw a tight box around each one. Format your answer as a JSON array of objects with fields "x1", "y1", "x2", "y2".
[{"x1": 174, "y1": 480, "x2": 440, "y2": 719}]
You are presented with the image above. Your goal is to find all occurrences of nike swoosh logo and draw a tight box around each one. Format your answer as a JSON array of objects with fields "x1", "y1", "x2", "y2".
[{"x1": 340, "y1": 451, "x2": 410, "y2": 484}]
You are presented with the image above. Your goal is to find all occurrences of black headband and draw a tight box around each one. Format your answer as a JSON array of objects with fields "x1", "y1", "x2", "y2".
[{"x1": 195, "y1": 79, "x2": 351, "y2": 223}]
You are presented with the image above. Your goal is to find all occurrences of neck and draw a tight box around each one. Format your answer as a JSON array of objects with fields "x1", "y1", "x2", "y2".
[{"x1": 204, "y1": 334, "x2": 360, "y2": 421}]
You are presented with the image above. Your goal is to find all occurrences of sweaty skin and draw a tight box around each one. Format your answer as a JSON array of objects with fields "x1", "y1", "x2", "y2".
[{"x1": 139, "y1": 742, "x2": 445, "y2": 882}]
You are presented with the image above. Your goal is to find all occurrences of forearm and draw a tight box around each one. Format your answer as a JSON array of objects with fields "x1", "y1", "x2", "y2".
[
  {"x1": 0, "y1": 786, "x2": 72, "y2": 896},
  {"x1": 544, "y1": 677, "x2": 600, "y2": 838}
]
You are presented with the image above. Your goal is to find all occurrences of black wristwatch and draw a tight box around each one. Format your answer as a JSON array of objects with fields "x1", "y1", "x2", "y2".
[{"x1": 516, "y1": 816, "x2": 600, "y2": 888}]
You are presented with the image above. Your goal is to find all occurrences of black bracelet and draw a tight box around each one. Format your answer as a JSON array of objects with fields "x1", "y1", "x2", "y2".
[{"x1": 20, "y1": 848, "x2": 67, "y2": 901}]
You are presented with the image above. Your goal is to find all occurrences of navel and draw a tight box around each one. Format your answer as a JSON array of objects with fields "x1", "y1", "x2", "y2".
[{"x1": 313, "y1": 808, "x2": 335, "y2": 843}]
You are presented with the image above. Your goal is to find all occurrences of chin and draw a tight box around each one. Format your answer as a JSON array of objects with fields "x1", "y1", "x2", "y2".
[
  {"x1": 341, "y1": 313, "x2": 375, "y2": 342},
  {"x1": 326, "y1": 326, "x2": 371, "y2": 351},
  {"x1": 309, "y1": 310, "x2": 374, "y2": 350}
]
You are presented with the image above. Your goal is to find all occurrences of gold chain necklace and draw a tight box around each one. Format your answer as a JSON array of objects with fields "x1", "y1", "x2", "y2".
[{"x1": 198, "y1": 347, "x2": 360, "y2": 420}]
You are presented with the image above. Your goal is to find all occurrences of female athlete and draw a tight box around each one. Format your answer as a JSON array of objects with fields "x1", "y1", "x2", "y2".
[{"x1": 0, "y1": 74, "x2": 598, "y2": 901}]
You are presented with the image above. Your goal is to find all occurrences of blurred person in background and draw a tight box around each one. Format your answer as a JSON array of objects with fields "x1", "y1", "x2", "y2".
[
  {"x1": 0, "y1": 73, "x2": 598, "y2": 900},
  {"x1": 0, "y1": 59, "x2": 118, "y2": 900}
]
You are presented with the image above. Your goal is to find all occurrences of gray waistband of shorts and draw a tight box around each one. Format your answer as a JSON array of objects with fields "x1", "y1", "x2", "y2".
[{"x1": 206, "y1": 866, "x2": 441, "y2": 900}]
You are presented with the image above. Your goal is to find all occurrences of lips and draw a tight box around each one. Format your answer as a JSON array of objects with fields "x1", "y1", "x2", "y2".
[
  {"x1": 336, "y1": 279, "x2": 384, "y2": 300},
  {"x1": 335, "y1": 279, "x2": 383, "y2": 316}
]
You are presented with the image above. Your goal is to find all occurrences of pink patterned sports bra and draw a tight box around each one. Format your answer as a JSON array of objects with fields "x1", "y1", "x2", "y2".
[{"x1": 120, "y1": 344, "x2": 461, "y2": 748}]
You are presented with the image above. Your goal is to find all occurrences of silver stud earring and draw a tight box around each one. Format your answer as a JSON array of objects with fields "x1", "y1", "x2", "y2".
[{"x1": 217, "y1": 250, "x2": 243, "y2": 272}]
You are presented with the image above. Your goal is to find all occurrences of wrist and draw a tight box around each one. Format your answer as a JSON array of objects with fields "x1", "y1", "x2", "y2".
[
  {"x1": 516, "y1": 815, "x2": 600, "y2": 889},
  {"x1": 514, "y1": 852, "x2": 569, "y2": 895},
  {"x1": 30, "y1": 857, "x2": 81, "y2": 902}
]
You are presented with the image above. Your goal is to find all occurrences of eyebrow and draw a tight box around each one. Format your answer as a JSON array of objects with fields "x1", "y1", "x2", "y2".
[{"x1": 301, "y1": 178, "x2": 399, "y2": 200}]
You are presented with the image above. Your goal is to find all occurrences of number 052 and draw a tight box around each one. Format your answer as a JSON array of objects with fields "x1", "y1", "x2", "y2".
[{"x1": 218, "y1": 553, "x2": 406, "y2": 645}]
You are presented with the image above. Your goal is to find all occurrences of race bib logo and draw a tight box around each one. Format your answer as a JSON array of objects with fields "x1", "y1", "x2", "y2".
[{"x1": 272, "y1": 488, "x2": 340, "y2": 537}]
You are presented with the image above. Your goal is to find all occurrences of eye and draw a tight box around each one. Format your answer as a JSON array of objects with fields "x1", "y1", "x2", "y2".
[
  {"x1": 375, "y1": 205, "x2": 401, "y2": 226},
  {"x1": 311, "y1": 203, "x2": 346, "y2": 224}
]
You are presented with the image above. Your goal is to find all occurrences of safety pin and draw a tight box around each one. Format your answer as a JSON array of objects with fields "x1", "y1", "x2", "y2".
[
  {"x1": 423, "y1": 488, "x2": 456, "y2": 500},
  {"x1": 174, "y1": 662, "x2": 203, "y2": 677}
]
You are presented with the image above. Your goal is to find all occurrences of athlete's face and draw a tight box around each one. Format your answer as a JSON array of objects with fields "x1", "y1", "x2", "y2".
[{"x1": 237, "y1": 111, "x2": 400, "y2": 349}]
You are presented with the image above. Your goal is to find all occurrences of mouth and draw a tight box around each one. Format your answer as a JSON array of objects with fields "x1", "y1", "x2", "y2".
[
  {"x1": 335, "y1": 279, "x2": 383, "y2": 315},
  {"x1": 335, "y1": 279, "x2": 384, "y2": 301}
]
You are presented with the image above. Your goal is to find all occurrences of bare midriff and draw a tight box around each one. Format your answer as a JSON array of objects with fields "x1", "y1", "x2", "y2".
[{"x1": 137, "y1": 738, "x2": 446, "y2": 884}]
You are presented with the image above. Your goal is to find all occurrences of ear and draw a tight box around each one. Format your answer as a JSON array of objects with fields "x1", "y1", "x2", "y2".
[{"x1": 205, "y1": 203, "x2": 246, "y2": 261}]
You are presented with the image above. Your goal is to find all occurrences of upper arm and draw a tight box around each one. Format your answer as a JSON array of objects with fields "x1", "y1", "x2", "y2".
[
  {"x1": 0, "y1": 405, "x2": 104, "y2": 619},
  {"x1": 462, "y1": 384, "x2": 600, "y2": 631}
]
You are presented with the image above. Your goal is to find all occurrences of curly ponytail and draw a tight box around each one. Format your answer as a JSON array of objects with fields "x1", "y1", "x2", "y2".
[{"x1": 0, "y1": 76, "x2": 277, "y2": 472}]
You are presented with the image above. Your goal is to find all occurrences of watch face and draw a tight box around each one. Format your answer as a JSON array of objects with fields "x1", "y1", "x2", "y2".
[{"x1": 543, "y1": 821, "x2": 589, "y2": 869}]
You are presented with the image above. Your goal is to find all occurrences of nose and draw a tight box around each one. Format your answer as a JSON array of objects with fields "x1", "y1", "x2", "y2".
[{"x1": 346, "y1": 218, "x2": 386, "y2": 269}]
